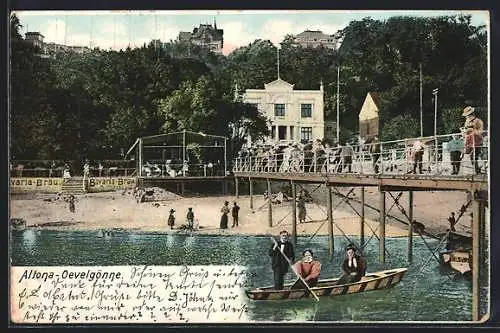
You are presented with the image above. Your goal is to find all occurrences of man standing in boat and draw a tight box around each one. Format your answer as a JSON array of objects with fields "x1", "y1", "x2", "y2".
[
  {"x1": 269, "y1": 230, "x2": 295, "y2": 290},
  {"x1": 337, "y1": 244, "x2": 366, "y2": 285},
  {"x1": 293, "y1": 249, "x2": 321, "y2": 287}
]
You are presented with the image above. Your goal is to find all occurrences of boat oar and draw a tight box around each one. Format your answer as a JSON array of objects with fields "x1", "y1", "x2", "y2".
[{"x1": 270, "y1": 237, "x2": 320, "y2": 302}]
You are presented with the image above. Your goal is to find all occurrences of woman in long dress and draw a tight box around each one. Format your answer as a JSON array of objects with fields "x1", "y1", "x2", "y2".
[{"x1": 220, "y1": 201, "x2": 230, "y2": 229}]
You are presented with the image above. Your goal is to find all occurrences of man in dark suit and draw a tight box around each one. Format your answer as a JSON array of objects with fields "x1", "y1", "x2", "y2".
[{"x1": 269, "y1": 230, "x2": 295, "y2": 290}]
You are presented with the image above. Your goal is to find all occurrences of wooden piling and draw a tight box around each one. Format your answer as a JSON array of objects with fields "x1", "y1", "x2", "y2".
[
  {"x1": 291, "y1": 180, "x2": 297, "y2": 245},
  {"x1": 379, "y1": 190, "x2": 386, "y2": 263},
  {"x1": 408, "y1": 191, "x2": 414, "y2": 263},
  {"x1": 472, "y1": 190, "x2": 486, "y2": 321},
  {"x1": 249, "y1": 178, "x2": 253, "y2": 210},
  {"x1": 267, "y1": 178, "x2": 272, "y2": 227},
  {"x1": 181, "y1": 181, "x2": 185, "y2": 195},
  {"x1": 235, "y1": 177, "x2": 239, "y2": 198},
  {"x1": 360, "y1": 186, "x2": 365, "y2": 249},
  {"x1": 327, "y1": 186, "x2": 334, "y2": 258}
]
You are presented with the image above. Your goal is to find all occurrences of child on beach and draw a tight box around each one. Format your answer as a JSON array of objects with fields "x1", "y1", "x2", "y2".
[
  {"x1": 187, "y1": 208, "x2": 194, "y2": 230},
  {"x1": 168, "y1": 209, "x2": 175, "y2": 229},
  {"x1": 68, "y1": 195, "x2": 76, "y2": 213}
]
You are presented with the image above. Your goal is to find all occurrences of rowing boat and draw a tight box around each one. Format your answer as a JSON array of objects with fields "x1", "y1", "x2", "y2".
[{"x1": 246, "y1": 268, "x2": 407, "y2": 301}]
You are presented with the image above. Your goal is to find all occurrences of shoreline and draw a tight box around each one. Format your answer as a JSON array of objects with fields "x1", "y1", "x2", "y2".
[{"x1": 10, "y1": 189, "x2": 471, "y2": 238}]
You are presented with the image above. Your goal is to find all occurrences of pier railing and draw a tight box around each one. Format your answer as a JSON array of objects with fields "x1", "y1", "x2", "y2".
[{"x1": 233, "y1": 131, "x2": 488, "y2": 177}]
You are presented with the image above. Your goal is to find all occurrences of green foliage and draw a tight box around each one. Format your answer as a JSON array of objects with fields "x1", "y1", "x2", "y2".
[{"x1": 9, "y1": 14, "x2": 487, "y2": 161}]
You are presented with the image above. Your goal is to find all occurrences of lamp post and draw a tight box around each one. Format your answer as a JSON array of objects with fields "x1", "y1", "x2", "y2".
[
  {"x1": 432, "y1": 88, "x2": 439, "y2": 173},
  {"x1": 336, "y1": 67, "x2": 340, "y2": 143},
  {"x1": 182, "y1": 129, "x2": 186, "y2": 177}
]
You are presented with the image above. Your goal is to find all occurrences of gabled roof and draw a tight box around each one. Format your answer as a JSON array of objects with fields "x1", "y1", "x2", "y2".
[
  {"x1": 369, "y1": 92, "x2": 381, "y2": 110},
  {"x1": 264, "y1": 78, "x2": 294, "y2": 90}
]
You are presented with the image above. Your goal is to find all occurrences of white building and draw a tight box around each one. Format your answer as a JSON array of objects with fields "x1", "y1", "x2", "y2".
[
  {"x1": 293, "y1": 30, "x2": 339, "y2": 50},
  {"x1": 243, "y1": 78, "x2": 325, "y2": 145}
]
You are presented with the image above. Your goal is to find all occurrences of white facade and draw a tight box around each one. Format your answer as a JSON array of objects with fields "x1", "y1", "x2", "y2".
[{"x1": 243, "y1": 78, "x2": 325, "y2": 145}]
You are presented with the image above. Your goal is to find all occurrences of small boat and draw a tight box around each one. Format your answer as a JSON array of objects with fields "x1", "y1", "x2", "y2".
[
  {"x1": 246, "y1": 268, "x2": 407, "y2": 301},
  {"x1": 439, "y1": 249, "x2": 471, "y2": 277},
  {"x1": 437, "y1": 231, "x2": 472, "y2": 250}
]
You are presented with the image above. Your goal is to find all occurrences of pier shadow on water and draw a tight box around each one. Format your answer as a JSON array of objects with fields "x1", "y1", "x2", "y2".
[{"x1": 10, "y1": 229, "x2": 485, "y2": 322}]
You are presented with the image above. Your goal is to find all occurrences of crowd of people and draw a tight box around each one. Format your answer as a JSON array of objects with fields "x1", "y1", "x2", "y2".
[
  {"x1": 236, "y1": 105, "x2": 486, "y2": 176},
  {"x1": 269, "y1": 230, "x2": 366, "y2": 290}
]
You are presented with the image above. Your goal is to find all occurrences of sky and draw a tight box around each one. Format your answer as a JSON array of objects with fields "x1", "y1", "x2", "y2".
[{"x1": 13, "y1": 10, "x2": 489, "y2": 55}]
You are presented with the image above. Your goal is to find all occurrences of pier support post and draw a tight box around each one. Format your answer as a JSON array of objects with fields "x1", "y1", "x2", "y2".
[
  {"x1": 235, "y1": 177, "x2": 239, "y2": 198},
  {"x1": 181, "y1": 182, "x2": 185, "y2": 196},
  {"x1": 249, "y1": 178, "x2": 254, "y2": 210},
  {"x1": 408, "y1": 191, "x2": 414, "y2": 263},
  {"x1": 472, "y1": 190, "x2": 487, "y2": 321},
  {"x1": 327, "y1": 185, "x2": 334, "y2": 259},
  {"x1": 360, "y1": 186, "x2": 365, "y2": 249},
  {"x1": 267, "y1": 178, "x2": 273, "y2": 227},
  {"x1": 379, "y1": 190, "x2": 386, "y2": 263},
  {"x1": 291, "y1": 180, "x2": 297, "y2": 245}
]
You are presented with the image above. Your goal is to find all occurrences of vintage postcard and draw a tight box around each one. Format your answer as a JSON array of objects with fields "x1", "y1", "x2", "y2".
[{"x1": 8, "y1": 9, "x2": 490, "y2": 325}]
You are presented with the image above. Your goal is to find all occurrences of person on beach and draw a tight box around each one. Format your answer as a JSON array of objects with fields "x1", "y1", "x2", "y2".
[
  {"x1": 187, "y1": 207, "x2": 194, "y2": 230},
  {"x1": 297, "y1": 195, "x2": 306, "y2": 224},
  {"x1": 68, "y1": 195, "x2": 76, "y2": 213},
  {"x1": 337, "y1": 244, "x2": 366, "y2": 285},
  {"x1": 220, "y1": 201, "x2": 230, "y2": 229},
  {"x1": 167, "y1": 209, "x2": 175, "y2": 229},
  {"x1": 231, "y1": 202, "x2": 240, "y2": 227},
  {"x1": 269, "y1": 230, "x2": 295, "y2": 290},
  {"x1": 293, "y1": 249, "x2": 321, "y2": 287}
]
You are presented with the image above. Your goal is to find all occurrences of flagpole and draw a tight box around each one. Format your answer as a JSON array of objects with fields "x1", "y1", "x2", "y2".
[{"x1": 420, "y1": 63, "x2": 423, "y2": 137}]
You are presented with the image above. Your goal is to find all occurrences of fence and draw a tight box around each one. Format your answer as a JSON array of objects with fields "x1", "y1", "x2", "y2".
[{"x1": 233, "y1": 131, "x2": 489, "y2": 177}]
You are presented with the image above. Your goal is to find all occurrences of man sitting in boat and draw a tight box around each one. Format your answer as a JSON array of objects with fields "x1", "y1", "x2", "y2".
[
  {"x1": 293, "y1": 249, "x2": 321, "y2": 287},
  {"x1": 337, "y1": 244, "x2": 366, "y2": 285}
]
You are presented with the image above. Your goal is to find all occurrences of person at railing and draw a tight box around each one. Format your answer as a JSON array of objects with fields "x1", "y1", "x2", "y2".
[
  {"x1": 331, "y1": 142, "x2": 342, "y2": 173},
  {"x1": 462, "y1": 106, "x2": 484, "y2": 174},
  {"x1": 63, "y1": 163, "x2": 71, "y2": 180},
  {"x1": 83, "y1": 161, "x2": 90, "y2": 179},
  {"x1": 341, "y1": 141, "x2": 354, "y2": 173},
  {"x1": 290, "y1": 144, "x2": 301, "y2": 172},
  {"x1": 98, "y1": 162, "x2": 103, "y2": 177},
  {"x1": 303, "y1": 140, "x2": 314, "y2": 172},
  {"x1": 370, "y1": 135, "x2": 381, "y2": 174},
  {"x1": 447, "y1": 134, "x2": 464, "y2": 175},
  {"x1": 313, "y1": 139, "x2": 327, "y2": 173},
  {"x1": 49, "y1": 160, "x2": 56, "y2": 178},
  {"x1": 412, "y1": 138, "x2": 425, "y2": 174}
]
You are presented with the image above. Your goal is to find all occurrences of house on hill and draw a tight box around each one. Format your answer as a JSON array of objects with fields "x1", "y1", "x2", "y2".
[{"x1": 359, "y1": 92, "x2": 381, "y2": 141}]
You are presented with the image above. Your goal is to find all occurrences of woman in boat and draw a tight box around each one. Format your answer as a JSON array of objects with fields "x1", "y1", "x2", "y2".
[
  {"x1": 337, "y1": 244, "x2": 366, "y2": 285},
  {"x1": 293, "y1": 249, "x2": 321, "y2": 287}
]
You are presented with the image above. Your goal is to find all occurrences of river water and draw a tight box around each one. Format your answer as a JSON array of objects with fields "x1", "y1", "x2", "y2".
[{"x1": 10, "y1": 229, "x2": 487, "y2": 322}]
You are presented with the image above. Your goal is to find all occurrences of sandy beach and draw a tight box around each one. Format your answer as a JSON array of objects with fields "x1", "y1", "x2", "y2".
[{"x1": 9, "y1": 187, "x2": 472, "y2": 238}]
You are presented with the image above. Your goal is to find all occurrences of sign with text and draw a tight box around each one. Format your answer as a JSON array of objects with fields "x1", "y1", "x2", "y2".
[
  {"x1": 11, "y1": 266, "x2": 249, "y2": 323},
  {"x1": 87, "y1": 178, "x2": 136, "y2": 192},
  {"x1": 10, "y1": 178, "x2": 63, "y2": 193}
]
